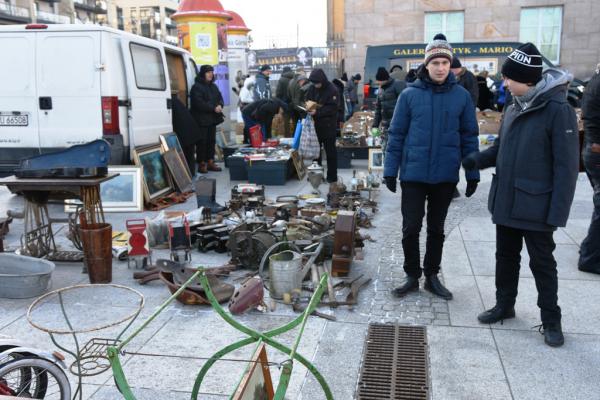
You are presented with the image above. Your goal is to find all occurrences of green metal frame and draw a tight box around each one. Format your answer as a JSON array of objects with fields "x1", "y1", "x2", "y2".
[{"x1": 108, "y1": 268, "x2": 333, "y2": 400}]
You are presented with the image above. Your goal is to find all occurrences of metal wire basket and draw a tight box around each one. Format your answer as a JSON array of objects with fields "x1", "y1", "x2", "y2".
[
  {"x1": 70, "y1": 338, "x2": 122, "y2": 377},
  {"x1": 26, "y1": 284, "x2": 145, "y2": 399}
]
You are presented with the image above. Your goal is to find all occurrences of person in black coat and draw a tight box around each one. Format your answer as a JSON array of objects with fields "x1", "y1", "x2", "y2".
[
  {"x1": 190, "y1": 64, "x2": 224, "y2": 173},
  {"x1": 462, "y1": 44, "x2": 579, "y2": 347},
  {"x1": 332, "y1": 78, "x2": 346, "y2": 136},
  {"x1": 450, "y1": 57, "x2": 479, "y2": 107},
  {"x1": 578, "y1": 65, "x2": 600, "y2": 274},
  {"x1": 372, "y1": 67, "x2": 407, "y2": 132},
  {"x1": 171, "y1": 94, "x2": 199, "y2": 176},
  {"x1": 306, "y1": 68, "x2": 339, "y2": 183},
  {"x1": 477, "y1": 71, "x2": 494, "y2": 110},
  {"x1": 275, "y1": 66, "x2": 295, "y2": 137},
  {"x1": 241, "y1": 98, "x2": 287, "y2": 141}
]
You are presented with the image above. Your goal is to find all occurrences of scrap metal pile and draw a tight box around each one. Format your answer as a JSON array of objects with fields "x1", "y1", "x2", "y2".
[{"x1": 128, "y1": 177, "x2": 380, "y2": 317}]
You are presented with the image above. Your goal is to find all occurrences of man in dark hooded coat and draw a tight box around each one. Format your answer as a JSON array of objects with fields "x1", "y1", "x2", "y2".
[{"x1": 305, "y1": 68, "x2": 339, "y2": 183}]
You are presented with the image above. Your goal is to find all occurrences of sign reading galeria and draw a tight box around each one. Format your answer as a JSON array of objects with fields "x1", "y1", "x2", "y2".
[{"x1": 247, "y1": 47, "x2": 313, "y2": 73}]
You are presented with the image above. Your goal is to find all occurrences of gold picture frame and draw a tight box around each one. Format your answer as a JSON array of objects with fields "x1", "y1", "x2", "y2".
[
  {"x1": 290, "y1": 150, "x2": 306, "y2": 180},
  {"x1": 163, "y1": 149, "x2": 192, "y2": 192},
  {"x1": 159, "y1": 132, "x2": 192, "y2": 179},
  {"x1": 232, "y1": 343, "x2": 274, "y2": 400},
  {"x1": 133, "y1": 144, "x2": 173, "y2": 202}
]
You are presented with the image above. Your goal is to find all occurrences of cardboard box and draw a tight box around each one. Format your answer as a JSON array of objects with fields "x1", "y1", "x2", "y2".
[{"x1": 477, "y1": 111, "x2": 503, "y2": 135}]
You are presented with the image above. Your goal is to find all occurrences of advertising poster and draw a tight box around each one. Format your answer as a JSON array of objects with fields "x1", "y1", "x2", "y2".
[
  {"x1": 247, "y1": 47, "x2": 313, "y2": 73},
  {"x1": 215, "y1": 22, "x2": 229, "y2": 106},
  {"x1": 189, "y1": 22, "x2": 218, "y2": 65}
]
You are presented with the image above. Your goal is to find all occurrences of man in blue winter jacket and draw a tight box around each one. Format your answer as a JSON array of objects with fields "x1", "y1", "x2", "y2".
[{"x1": 383, "y1": 34, "x2": 480, "y2": 300}]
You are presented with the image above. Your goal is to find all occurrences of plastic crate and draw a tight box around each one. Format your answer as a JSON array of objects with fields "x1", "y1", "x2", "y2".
[
  {"x1": 352, "y1": 147, "x2": 369, "y2": 159},
  {"x1": 246, "y1": 159, "x2": 290, "y2": 185},
  {"x1": 336, "y1": 148, "x2": 352, "y2": 169},
  {"x1": 227, "y1": 156, "x2": 248, "y2": 181},
  {"x1": 223, "y1": 145, "x2": 249, "y2": 168}
]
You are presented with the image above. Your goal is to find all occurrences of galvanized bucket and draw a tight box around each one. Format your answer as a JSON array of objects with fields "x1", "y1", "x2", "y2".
[
  {"x1": 0, "y1": 253, "x2": 55, "y2": 298},
  {"x1": 269, "y1": 250, "x2": 302, "y2": 299}
]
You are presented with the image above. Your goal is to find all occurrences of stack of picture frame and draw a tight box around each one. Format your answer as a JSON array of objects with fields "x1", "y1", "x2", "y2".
[
  {"x1": 65, "y1": 134, "x2": 192, "y2": 213},
  {"x1": 134, "y1": 133, "x2": 193, "y2": 205}
]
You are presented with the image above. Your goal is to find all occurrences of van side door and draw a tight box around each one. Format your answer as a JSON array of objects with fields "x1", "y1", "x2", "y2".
[
  {"x1": 0, "y1": 32, "x2": 40, "y2": 169},
  {"x1": 36, "y1": 31, "x2": 102, "y2": 151},
  {"x1": 120, "y1": 39, "x2": 172, "y2": 151}
]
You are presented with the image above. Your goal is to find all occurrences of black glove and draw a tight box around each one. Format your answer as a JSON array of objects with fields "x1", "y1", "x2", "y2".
[
  {"x1": 384, "y1": 176, "x2": 397, "y2": 193},
  {"x1": 465, "y1": 180, "x2": 479, "y2": 197},
  {"x1": 462, "y1": 153, "x2": 478, "y2": 171}
]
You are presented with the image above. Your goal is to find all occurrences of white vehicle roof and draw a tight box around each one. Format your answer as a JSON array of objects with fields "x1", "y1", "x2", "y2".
[{"x1": 0, "y1": 24, "x2": 190, "y2": 55}]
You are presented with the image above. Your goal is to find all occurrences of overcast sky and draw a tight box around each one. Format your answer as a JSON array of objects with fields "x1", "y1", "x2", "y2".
[{"x1": 220, "y1": 0, "x2": 327, "y2": 49}]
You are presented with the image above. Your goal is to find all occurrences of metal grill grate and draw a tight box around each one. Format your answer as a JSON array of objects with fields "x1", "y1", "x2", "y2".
[{"x1": 357, "y1": 324, "x2": 429, "y2": 400}]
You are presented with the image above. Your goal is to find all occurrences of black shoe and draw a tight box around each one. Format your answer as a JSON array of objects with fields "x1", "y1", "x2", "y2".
[
  {"x1": 477, "y1": 304, "x2": 515, "y2": 324},
  {"x1": 424, "y1": 275, "x2": 453, "y2": 300},
  {"x1": 578, "y1": 265, "x2": 600, "y2": 274},
  {"x1": 538, "y1": 322, "x2": 564, "y2": 347},
  {"x1": 391, "y1": 276, "x2": 419, "y2": 297},
  {"x1": 452, "y1": 188, "x2": 460, "y2": 199}
]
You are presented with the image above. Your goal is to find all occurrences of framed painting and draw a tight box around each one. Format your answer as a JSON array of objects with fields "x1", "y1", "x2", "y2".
[
  {"x1": 290, "y1": 150, "x2": 306, "y2": 180},
  {"x1": 65, "y1": 166, "x2": 143, "y2": 212},
  {"x1": 368, "y1": 148, "x2": 384, "y2": 172},
  {"x1": 232, "y1": 343, "x2": 274, "y2": 400},
  {"x1": 160, "y1": 132, "x2": 191, "y2": 178},
  {"x1": 163, "y1": 149, "x2": 192, "y2": 192},
  {"x1": 133, "y1": 144, "x2": 173, "y2": 202}
]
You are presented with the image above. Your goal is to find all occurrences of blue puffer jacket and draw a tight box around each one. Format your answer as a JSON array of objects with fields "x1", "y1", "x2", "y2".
[{"x1": 383, "y1": 71, "x2": 480, "y2": 183}]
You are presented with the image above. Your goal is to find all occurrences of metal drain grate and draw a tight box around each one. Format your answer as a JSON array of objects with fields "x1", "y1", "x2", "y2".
[{"x1": 356, "y1": 324, "x2": 429, "y2": 400}]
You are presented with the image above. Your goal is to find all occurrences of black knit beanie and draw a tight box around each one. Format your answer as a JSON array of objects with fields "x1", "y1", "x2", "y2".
[
  {"x1": 375, "y1": 67, "x2": 390, "y2": 81},
  {"x1": 501, "y1": 42, "x2": 543, "y2": 84},
  {"x1": 450, "y1": 57, "x2": 462, "y2": 69}
]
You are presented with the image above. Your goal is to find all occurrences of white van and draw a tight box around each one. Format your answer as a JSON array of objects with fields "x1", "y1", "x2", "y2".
[{"x1": 0, "y1": 24, "x2": 198, "y2": 173}]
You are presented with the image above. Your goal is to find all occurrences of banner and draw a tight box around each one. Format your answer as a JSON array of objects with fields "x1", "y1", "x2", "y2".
[
  {"x1": 189, "y1": 22, "x2": 218, "y2": 65},
  {"x1": 247, "y1": 47, "x2": 313, "y2": 73},
  {"x1": 227, "y1": 34, "x2": 248, "y2": 49}
]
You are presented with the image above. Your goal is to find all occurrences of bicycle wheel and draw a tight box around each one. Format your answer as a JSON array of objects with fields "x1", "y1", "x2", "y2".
[
  {"x1": 0, "y1": 357, "x2": 70, "y2": 399},
  {"x1": 0, "y1": 351, "x2": 34, "y2": 397}
]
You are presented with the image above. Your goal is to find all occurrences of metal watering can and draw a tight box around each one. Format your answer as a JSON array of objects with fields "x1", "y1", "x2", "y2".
[{"x1": 259, "y1": 242, "x2": 324, "y2": 299}]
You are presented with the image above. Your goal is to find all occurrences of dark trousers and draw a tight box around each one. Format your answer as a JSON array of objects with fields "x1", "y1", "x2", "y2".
[
  {"x1": 579, "y1": 144, "x2": 600, "y2": 269},
  {"x1": 495, "y1": 224, "x2": 561, "y2": 324},
  {"x1": 197, "y1": 125, "x2": 216, "y2": 163},
  {"x1": 400, "y1": 181, "x2": 456, "y2": 278},
  {"x1": 315, "y1": 124, "x2": 338, "y2": 183},
  {"x1": 282, "y1": 111, "x2": 292, "y2": 138}
]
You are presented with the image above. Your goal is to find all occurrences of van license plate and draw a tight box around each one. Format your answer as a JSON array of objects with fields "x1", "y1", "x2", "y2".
[{"x1": 0, "y1": 114, "x2": 28, "y2": 126}]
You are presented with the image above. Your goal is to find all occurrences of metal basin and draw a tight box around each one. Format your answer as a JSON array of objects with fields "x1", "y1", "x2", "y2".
[{"x1": 0, "y1": 253, "x2": 55, "y2": 298}]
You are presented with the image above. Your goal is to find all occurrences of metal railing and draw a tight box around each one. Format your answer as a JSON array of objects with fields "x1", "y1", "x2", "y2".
[
  {"x1": 37, "y1": 10, "x2": 71, "y2": 24},
  {"x1": 0, "y1": 2, "x2": 30, "y2": 19}
]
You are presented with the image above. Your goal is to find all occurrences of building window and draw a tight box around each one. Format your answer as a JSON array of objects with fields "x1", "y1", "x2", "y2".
[
  {"x1": 424, "y1": 11, "x2": 464, "y2": 43},
  {"x1": 520, "y1": 6, "x2": 562, "y2": 64}
]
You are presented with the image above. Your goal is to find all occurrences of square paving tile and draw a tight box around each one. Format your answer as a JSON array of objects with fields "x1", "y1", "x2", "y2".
[
  {"x1": 494, "y1": 329, "x2": 600, "y2": 400},
  {"x1": 428, "y1": 326, "x2": 511, "y2": 400}
]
